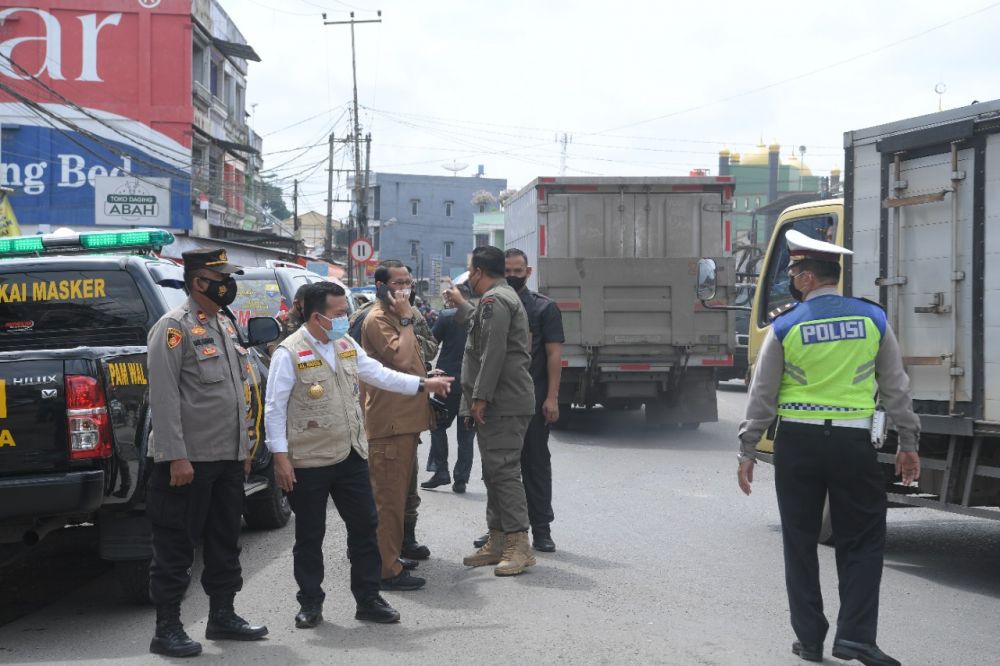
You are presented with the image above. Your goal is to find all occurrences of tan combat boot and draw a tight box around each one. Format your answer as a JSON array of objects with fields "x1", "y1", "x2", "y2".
[
  {"x1": 494, "y1": 531, "x2": 536, "y2": 576},
  {"x1": 462, "y1": 530, "x2": 505, "y2": 567}
]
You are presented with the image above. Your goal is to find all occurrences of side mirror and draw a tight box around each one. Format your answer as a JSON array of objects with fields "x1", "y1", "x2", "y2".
[
  {"x1": 247, "y1": 316, "x2": 281, "y2": 347},
  {"x1": 696, "y1": 258, "x2": 717, "y2": 302}
]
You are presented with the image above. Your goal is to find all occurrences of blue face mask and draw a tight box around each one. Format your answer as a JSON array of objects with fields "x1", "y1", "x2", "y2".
[{"x1": 319, "y1": 313, "x2": 350, "y2": 339}]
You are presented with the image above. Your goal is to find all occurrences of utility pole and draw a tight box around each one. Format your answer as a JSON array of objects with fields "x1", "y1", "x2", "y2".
[
  {"x1": 293, "y1": 179, "x2": 299, "y2": 244},
  {"x1": 323, "y1": 10, "x2": 381, "y2": 282},
  {"x1": 325, "y1": 132, "x2": 335, "y2": 263},
  {"x1": 556, "y1": 132, "x2": 572, "y2": 176},
  {"x1": 360, "y1": 133, "x2": 372, "y2": 285}
]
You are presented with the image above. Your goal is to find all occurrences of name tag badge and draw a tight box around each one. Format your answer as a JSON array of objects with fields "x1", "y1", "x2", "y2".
[
  {"x1": 338, "y1": 349, "x2": 357, "y2": 360},
  {"x1": 297, "y1": 360, "x2": 323, "y2": 369}
]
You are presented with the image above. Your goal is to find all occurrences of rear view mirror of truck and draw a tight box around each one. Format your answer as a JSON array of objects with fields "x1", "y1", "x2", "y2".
[
  {"x1": 246, "y1": 316, "x2": 281, "y2": 347},
  {"x1": 696, "y1": 258, "x2": 717, "y2": 301}
]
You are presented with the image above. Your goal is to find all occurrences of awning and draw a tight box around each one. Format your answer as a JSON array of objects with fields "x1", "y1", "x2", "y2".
[
  {"x1": 212, "y1": 38, "x2": 261, "y2": 62},
  {"x1": 213, "y1": 137, "x2": 260, "y2": 155}
]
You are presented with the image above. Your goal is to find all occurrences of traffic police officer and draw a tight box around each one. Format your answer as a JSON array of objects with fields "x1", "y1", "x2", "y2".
[
  {"x1": 146, "y1": 248, "x2": 267, "y2": 658},
  {"x1": 738, "y1": 231, "x2": 921, "y2": 666},
  {"x1": 446, "y1": 246, "x2": 536, "y2": 576}
]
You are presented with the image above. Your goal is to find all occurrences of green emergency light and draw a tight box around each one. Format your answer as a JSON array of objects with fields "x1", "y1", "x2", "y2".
[{"x1": 0, "y1": 228, "x2": 175, "y2": 257}]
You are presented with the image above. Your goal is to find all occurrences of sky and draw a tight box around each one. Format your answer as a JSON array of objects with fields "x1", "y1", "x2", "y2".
[{"x1": 228, "y1": 0, "x2": 999, "y2": 218}]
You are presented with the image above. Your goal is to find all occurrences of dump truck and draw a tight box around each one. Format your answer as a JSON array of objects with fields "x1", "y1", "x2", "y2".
[{"x1": 504, "y1": 176, "x2": 737, "y2": 427}]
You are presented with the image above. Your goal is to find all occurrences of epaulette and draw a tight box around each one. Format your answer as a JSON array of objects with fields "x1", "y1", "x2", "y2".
[
  {"x1": 768, "y1": 302, "x2": 798, "y2": 322},
  {"x1": 857, "y1": 296, "x2": 886, "y2": 312}
]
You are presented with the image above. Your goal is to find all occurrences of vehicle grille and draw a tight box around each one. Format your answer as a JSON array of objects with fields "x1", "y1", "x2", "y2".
[{"x1": 0, "y1": 327, "x2": 146, "y2": 352}]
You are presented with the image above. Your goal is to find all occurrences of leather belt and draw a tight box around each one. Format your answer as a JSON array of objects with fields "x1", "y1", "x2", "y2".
[{"x1": 781, "y1": 416, "x2": 872, "y2": 430}]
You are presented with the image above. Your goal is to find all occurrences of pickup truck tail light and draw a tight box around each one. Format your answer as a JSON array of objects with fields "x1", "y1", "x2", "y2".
[{"x1": 65, "y1": 375, "x2": 113, "y2": 460}]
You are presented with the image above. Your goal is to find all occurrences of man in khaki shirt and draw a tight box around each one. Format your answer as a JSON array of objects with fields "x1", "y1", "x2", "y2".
[{"x1": 360, "y1": 260, "x2": 435, "y2": 590}]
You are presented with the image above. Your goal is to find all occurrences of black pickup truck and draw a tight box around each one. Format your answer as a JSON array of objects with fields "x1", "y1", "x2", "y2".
[{"x1": 0, "y1": 229, "x2": 286, "y2": 602}]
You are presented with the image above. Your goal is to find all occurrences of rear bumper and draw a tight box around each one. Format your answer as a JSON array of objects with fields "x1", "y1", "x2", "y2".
[{"x1": 0, "y1": 471, "x2": 104, "y2": 521}]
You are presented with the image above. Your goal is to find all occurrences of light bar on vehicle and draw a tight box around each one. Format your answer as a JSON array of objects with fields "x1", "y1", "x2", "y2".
[{"x1": 0, "y1": 228, "x2": 174, "y2": 257}]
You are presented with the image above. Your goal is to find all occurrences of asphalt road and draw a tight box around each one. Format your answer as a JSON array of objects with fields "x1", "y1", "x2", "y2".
[{"x1": 1, "y1": 386, "x2": 997, "y2": 665}]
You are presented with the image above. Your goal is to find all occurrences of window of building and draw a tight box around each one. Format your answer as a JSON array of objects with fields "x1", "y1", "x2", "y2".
[
  {"x1": 479, "y1": 203, "x2": 486, "y2": 213},
  {"x1": 410, "y1": 200, "x2": 419, "y2": 216},
  {"x1": 409, "y1": 241, "x2": 419, "y2": 257},
  {"x1": 235, "y1": 85, "x2": 245, "y2": 122},
  {"x1": 193, "y1": 43, "x2": 205, "y2": 86},
  {"x1": 445, "y1": 201, "x2": 453, "y2": 217},
  {"x1": 210, "y1": 60, "x2": 220, "y2": 97},
  {"x1": 444, "y1": 241, "x2": 453, "y2": 258},
  {"x1": 475, "y1": 233, "x2": 489, "y2": 248}
]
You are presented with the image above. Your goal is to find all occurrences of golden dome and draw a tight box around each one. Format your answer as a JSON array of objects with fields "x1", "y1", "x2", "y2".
[
  {"x1": 831, "y1": 168, "x2": 841, "y2": 175},
  {"x1": 719, "y1": 147, "x2": 731, "y2": 157},
  {"x1": 783, "y1": 153, "x2": 812, "y2": 177},
  {"x1": 739, "y1": 143, "x2": 771, "y2": 166},
  {"x1": 768, "y1": 142, "x2": 781, "y2": 153},
  {"x1": 730, "y1": 152, "x2": 741, "y2": 163}
]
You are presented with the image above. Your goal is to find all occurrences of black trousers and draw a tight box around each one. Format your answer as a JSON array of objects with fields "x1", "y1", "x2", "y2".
[
  {"x1": 522, "y1": 409, "x2": 554, "y2": 529},
  {"x1": 286, "y1": 450, "x2": 381, "y2": 606},
  {"x1": 773, "y1": 421, "x2": 887, "y2": 646},
  {"x1": 147, "y1": 460, "x2": 244, "y2": 607}
]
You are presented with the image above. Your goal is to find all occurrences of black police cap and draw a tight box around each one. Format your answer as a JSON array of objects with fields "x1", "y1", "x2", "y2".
[{"x1": 182, "y1": 248, "x2": 244, "y2": 275}]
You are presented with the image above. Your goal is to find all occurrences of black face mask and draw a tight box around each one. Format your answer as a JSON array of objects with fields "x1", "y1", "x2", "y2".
[
  {"x1": 506, "y1": 275, "x2": 527, "y2": 292},
  {"x1": 788, "y1": 276, "x2": 804, "y2": 302},
  {"x1": 200, "y1": 276, "x2": 238, "y2": 307}
]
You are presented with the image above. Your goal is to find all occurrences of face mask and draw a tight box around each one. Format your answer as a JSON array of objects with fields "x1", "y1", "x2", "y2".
[
  {"x1": 788, "y1": 274, "x2": 804, "y2": 302},
  {"x1": 506, "y1": 275, "x2": 527, "y2": 292},
  {"x1": 200, "y1": 276, "x2": 237, "y2": 307},
  {"x1": 318, "y1": 313, "x2": 350, "y2": 338}
]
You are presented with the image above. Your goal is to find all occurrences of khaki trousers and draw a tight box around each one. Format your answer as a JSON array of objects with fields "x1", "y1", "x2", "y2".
[
  {"x1": 478, "y1": 415, "x2": 531, "y2": 533},
  {"x1": 368, "y1": 433, "x2": 419, "y2": 579}
]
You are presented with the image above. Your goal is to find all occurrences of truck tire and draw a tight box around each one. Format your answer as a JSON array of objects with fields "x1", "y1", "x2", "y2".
[
  {"x1": 115, "y1": 559, "x2": 151, "y2": 605},
  {"x1": 819, "y1": 494, "x2": 834, "y2": 546},
  {"x1": 243, "y1": 461, "x2": 291, "y2": 530}
]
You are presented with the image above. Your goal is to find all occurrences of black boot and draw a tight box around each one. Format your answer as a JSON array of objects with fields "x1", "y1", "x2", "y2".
[
  {"x1": 401, "y1": 521, "x2": 430, "y2": 560},
  {"x1": 532, "y1": 525, "x2": 556, "y2": 553},
  {"x1": 420, "y1": 471, "x2": 451, "y2": 489},
  {"x1": 205, "y1": 594, "x2": 269, "y2": 641},
  {"x1": 150, "y1": 603, "x2": 202, "y2": 658}
]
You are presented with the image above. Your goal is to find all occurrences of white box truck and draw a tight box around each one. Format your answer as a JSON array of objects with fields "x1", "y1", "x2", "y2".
[{"x1": 504, "y1": 176, "x2": 736, "y2": 427}]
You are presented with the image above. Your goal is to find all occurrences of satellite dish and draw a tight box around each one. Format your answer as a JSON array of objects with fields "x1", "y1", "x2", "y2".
[{"x1": 442, "y1": 161, "x2": 468, "y2": 176}]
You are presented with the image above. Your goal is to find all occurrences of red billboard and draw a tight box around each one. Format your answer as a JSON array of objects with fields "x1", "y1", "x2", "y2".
[{"x1": 0, "y1": 0, "x2": 193, "y2": 228}]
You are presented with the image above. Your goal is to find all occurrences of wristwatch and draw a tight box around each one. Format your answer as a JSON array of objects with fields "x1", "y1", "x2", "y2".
[
  {"x1": 400, "y1": 317, "x2": 413, "y2": 327},
  {"x1": 417, "y1": 378, "x2": 426, "y2": 392}
]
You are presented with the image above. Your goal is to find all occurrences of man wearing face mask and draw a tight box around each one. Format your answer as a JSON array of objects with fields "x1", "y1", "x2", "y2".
[
  {"x1": 360, "y1": 260, "x2": 437, "y2": 590},
  {"x1": 264, "y1": 282, "x2": 453, "y2": 628},
  {"x1": 738, "y1": 231, "x2": 920, "y2": 666},
  {"x1": 146, "y1": 248, "x2": 266, "y2": 658},
  {"x1": 444, "y1": 246, "x2": 536, "y2": 577}
]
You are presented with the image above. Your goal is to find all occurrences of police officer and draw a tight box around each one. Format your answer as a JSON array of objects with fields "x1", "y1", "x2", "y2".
[
  {"x1": 446, "y1": 246, "x2": 536, "y2": 576},
  {"x1": 738, "y1": 231, "x2": 921, "y2": 666},
  {"x1": 146, "y1": 248, "x2": 267, "y2": 658}
]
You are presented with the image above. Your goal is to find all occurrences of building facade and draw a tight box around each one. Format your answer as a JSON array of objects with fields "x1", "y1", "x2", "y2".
[{"x1": 366, "y1": 172, "x2": 507, "y2": 284}]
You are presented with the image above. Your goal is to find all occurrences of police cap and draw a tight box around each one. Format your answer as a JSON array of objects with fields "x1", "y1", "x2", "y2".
[
  {"x1": 786, "y1": 229, "x2": 852, "y2": 265},
  {"x1": 182, "y1": 247, "x2": 244, "y2": 275}
]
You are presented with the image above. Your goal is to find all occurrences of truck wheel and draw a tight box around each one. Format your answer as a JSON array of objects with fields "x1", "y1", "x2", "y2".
[
  {"x1": 115, "y1": 559, "x2": 151, "y2": 605},
  {"x1": 244, "y1": 461, "x2": 291, "y2": 530},
  {"x1": 819, "y1": 494, "x2": 834, "y2": 546}
]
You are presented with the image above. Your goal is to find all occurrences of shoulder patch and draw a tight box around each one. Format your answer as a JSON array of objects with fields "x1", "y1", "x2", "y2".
[
  {"x1": 768, "y1": 302, "x2": 798, "y2": 322},
  {"x1": 480, "y1": 296, "x2": 496, "y2": 305},
  {"x1": 482, "y1": 302, "x2": 494, "y2": 320},
  {"x1": 166, "y1": 327, "x2": 182, "y2": 349}
]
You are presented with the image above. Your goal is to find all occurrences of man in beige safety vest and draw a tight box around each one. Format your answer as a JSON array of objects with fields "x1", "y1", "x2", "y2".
[{"x1": 264, "y1": 282, "x2": 452, "y2": 628}]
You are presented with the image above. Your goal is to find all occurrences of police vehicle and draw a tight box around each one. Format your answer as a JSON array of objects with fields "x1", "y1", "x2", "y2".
[{"x1": 0, "y1": 229, "x2": 286, "y2": 602}]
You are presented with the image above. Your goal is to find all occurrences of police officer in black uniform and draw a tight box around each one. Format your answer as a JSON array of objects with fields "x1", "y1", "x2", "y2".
[{"x1": 146, "y1": 249, "x2": 268, "y2": 658}]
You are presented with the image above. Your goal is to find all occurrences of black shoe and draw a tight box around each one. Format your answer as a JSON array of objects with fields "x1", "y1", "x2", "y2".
[
  {"x1": 473, "y1": 532, "x2": 489, "y2": 548},
  {"x1": 832, "y1": 639, "x2": 901, "y2": 666},
  {"x1": 150, "y1": 622, "x2": 202, "y2": 658},
  {"x1": 399, "y1": 557, "x2": 419, "y2": 570},
  {"x1": 294, "y1": 606, "x2": 323, "y2": 629},
  {"x1": 356, "y1": 595, "x2": 401, "y2": 623},
  {"x1": 532, "y1": 526, "x2": 556, "y2": 553},
  {"x1": 380, "y1": 571, "x2": 426, "y2": 591},
  {"x1": 402, "y1": 522, "x2": 431, "y2": 560},
  {"x1": 792, "y1": 640, "x2": 823, "y2": 662},
  {"x1": 205, "y1": 609, "x2": 269, "y2": 641},
  {"x1": 452, "y1": 481, "x2": 467, "y2": 493},
  {"x1": 420, "y1": 472, "x2": 451, "y2": 489}
]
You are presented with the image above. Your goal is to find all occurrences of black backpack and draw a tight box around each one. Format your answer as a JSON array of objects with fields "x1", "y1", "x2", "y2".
[{"x1": 348, "y1": 300, "x2": 374, "y2": 344}]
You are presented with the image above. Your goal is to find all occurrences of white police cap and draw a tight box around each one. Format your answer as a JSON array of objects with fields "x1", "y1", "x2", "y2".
[{"x1": 786, "y1": 229, "x2": 853, "y2": 264}]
